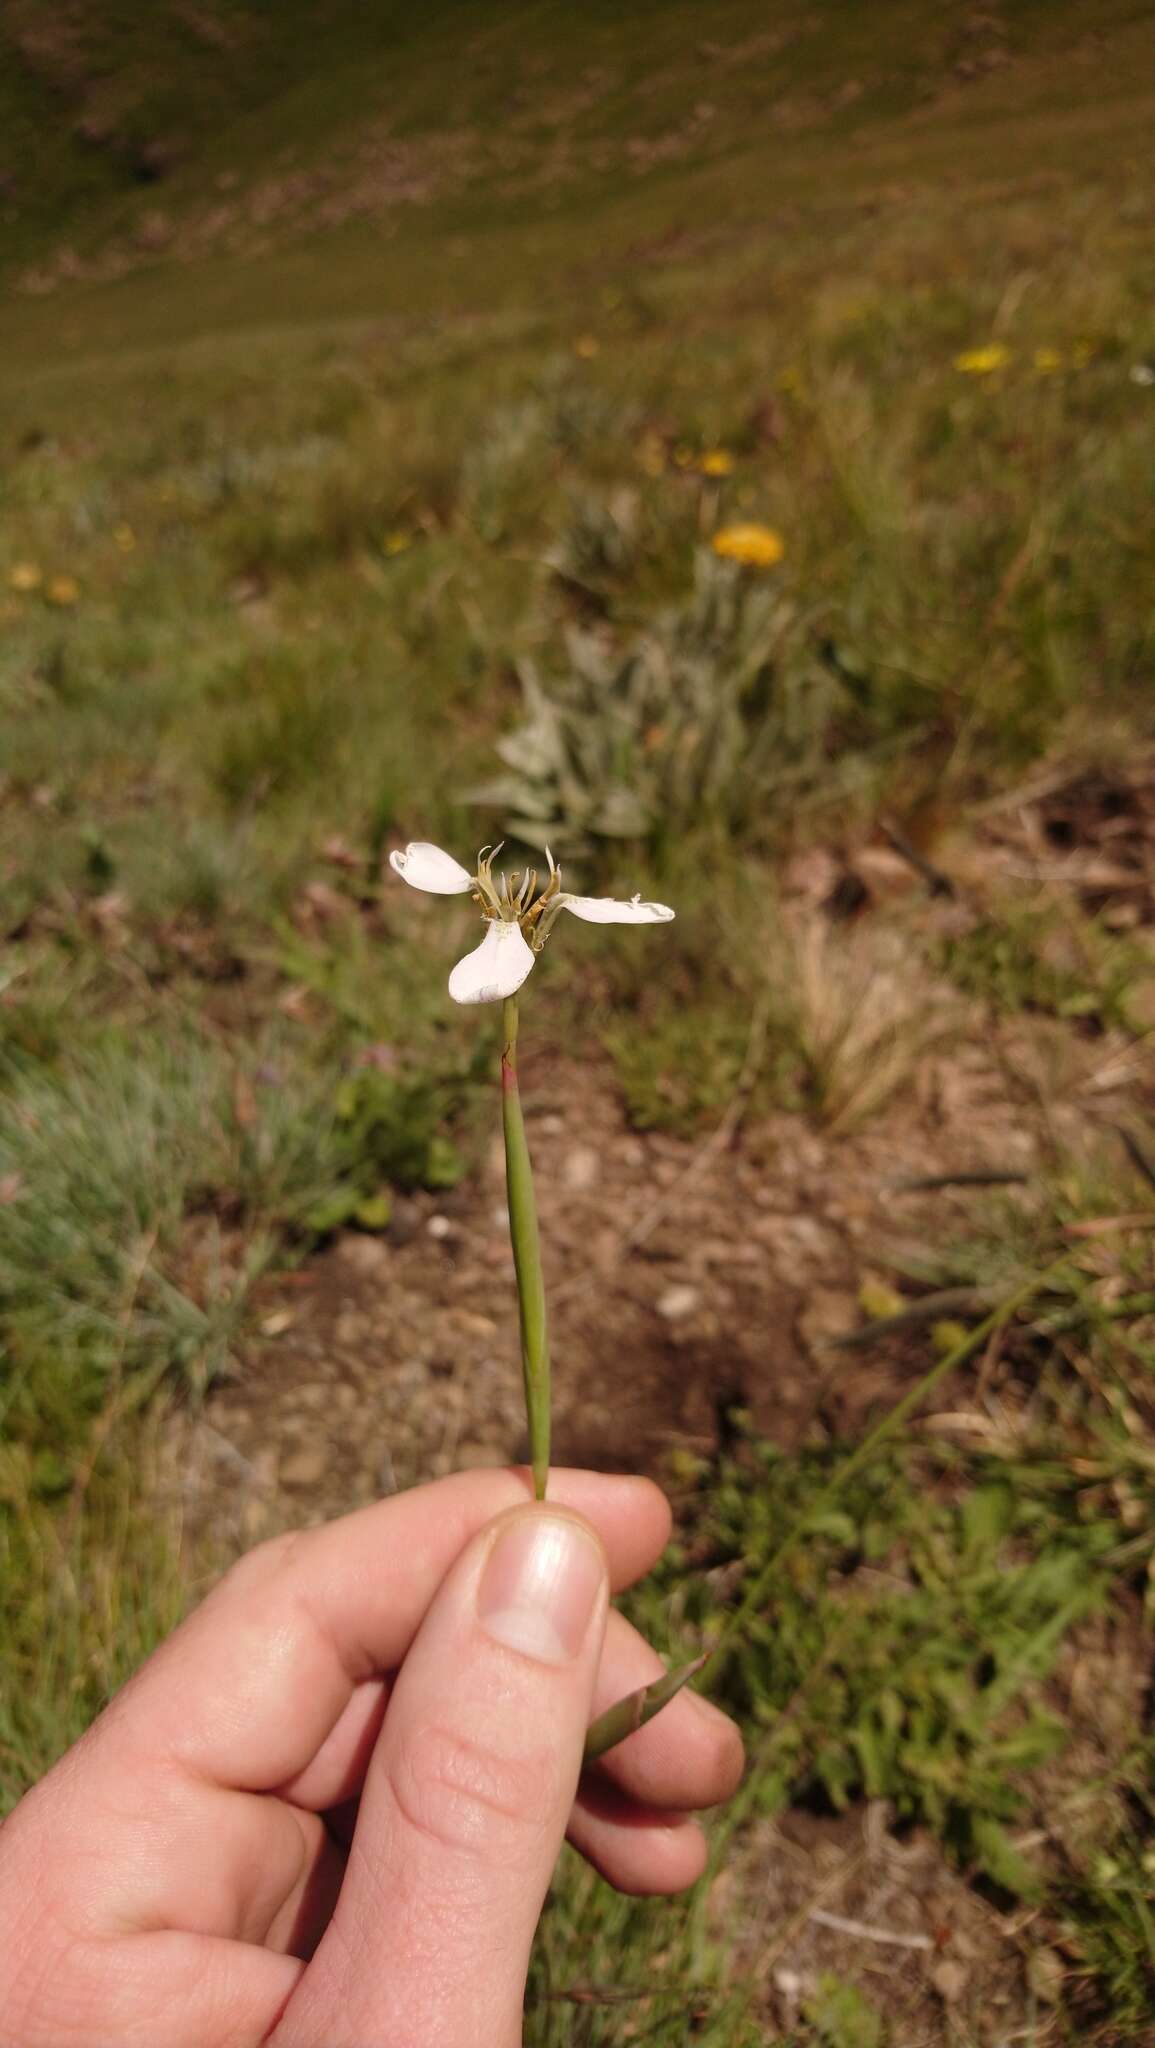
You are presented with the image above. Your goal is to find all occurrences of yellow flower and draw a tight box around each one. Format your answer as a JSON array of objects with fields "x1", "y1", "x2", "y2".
[
  {"x1": 953, "y1": 344, "x2": 1011, "y2": 375},
  {"x1": 8, "y1": 561, "x2": 42, "y2": 593},
  {"x1": 46, "y1": 574, "x2": 80, "y2": 607},
  {"x1": 712, "y1": 523, "x2": 784, "y2": 569},
  {"x1": 1033, "y1": 347, "x2": 1063, "y2": 374},
  {"x1": 114, "y1": 522, "x2": 136, "y2": 551},
  {"x1": 573, "y1": 335, "x2": 599, "y2": 360},
  {"x1": 699, "y1": 449, "x2": 735, "y2": 477},
  {"x1": 382, "y1": 529, "x2": 412, "y2": 557}
]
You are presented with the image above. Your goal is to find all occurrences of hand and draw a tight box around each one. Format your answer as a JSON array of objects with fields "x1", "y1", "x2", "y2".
[{"x1": 0, "y1": 1467, "x2": 742, "y2": 2047}]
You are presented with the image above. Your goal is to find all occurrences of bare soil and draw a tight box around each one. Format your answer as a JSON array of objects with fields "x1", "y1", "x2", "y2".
[{"x1": 175, "y1": 771, "x2": 1153, "y2": 2044}]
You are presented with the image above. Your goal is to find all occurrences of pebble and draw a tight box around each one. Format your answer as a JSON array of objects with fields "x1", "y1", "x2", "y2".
[
  {"x1": 427, "y1": 1215, "x2": 454, "y2": 1240},
  {"x1": 448, "y1": 1308, "x2": 499, "y2": 1341},
  {"x1": 931, "y1": 1959, "x2": 968, "y2": 2005},
  {"x1": 657, "y1": 1283, "x2": 701, "y2": 1322},
  {"x1": 335, "y1": 1234, "x2": 389, "y2": 1274},
  {"x1": 561, "y1": 1144, "x2": 600, "y2": 1192},
  {"x1": 291, "y1": 1382, "x2": 331, "y2": 1411},
  {"x1": 280, "y1": 1446, "x2": 327, "y2": 1489}
]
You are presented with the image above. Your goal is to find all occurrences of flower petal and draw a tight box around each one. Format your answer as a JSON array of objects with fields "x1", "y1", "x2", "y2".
[
  {"x1": 448, "y1": 920, "x2": 537, "y2": 1004},
  {"x1": 389, "y1": 842, "x2": 474, "y2": 894},
  {"x1": 558, "y1": 892, "x2": 675, "y2": 925}
]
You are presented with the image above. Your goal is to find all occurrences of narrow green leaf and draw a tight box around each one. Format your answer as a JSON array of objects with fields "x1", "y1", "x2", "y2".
[{"x1": 583, "y1": 1654, "x2": 709, "y2": 1762}]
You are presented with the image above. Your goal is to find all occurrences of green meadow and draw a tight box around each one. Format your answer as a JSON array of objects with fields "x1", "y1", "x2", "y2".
[{"x1": 1, "y1": 2, "x2": 1153, "y2": 2038}]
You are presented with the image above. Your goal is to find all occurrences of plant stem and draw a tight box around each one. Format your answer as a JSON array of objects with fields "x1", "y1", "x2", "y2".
[
  {"x1": 502, "y1": 994, "x2": 551, "y2": 1500},
  {"x1": 709, "y1": 1263, "x2": 1061, "y2": 1687}
]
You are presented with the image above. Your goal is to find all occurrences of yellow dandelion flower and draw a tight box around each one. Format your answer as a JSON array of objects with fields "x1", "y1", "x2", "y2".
[
  {"x1": 953, "y1": 344, "x2": 1011, "y2": 375},
  {"x1": 46, "y1": 574, "x2": 80, "y2": 607},
  {"x1": 382, "y1": 529, "x2": 412, "y2": 557},
  {"x1": 114, "y1": 522, "x2": 136, "y2": 551},
  {"x1": 8, "y1": 561, "x2": 42, "y2": 593},
  {"x1": 712, "y1": 523, "x2": 784, "y2": 569},
  {"x1": 1033, "y1": 347, "x2": 1063, "y2": 374},
  {"x1": 699, "y1": 449, "x2": 735, "y2": 477},
  {"x1": 573, "y1": 334, "x2": 600, "y2": 360}
]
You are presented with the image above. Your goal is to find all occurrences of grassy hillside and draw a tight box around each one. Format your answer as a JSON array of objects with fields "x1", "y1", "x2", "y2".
[{"x1": 1, "y1": 3, "x2": 1153, "y2": 2041}]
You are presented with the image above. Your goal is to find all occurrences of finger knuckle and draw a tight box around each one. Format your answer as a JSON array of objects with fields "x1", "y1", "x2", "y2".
[{"x1": 388, "y1": 1719, "x2": 556, "y2": 1861}]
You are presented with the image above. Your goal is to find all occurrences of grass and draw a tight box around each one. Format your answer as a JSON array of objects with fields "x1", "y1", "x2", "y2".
[{"x1": 1, "y1": 1, "x2": 1153, "y2": 2039}]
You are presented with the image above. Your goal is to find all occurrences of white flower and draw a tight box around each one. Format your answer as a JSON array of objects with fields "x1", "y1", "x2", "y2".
[
  {"x1": 447, "y1": 918, "x2": 536, "y2": 1004},
  {"x1": 388, "y1": 842, "x2": 474, "y2": 894},
  {"x1": 389, "y1": 840, "x2": 675, "y2": 1004},
  {"x1": 558, "y1": 893, "x2": 675, "y2": 926}
]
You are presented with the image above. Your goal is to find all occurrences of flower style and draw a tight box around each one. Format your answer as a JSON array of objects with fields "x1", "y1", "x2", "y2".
[{"x1": 389, "y1": 841, "x2": 675, "y2": 1004}]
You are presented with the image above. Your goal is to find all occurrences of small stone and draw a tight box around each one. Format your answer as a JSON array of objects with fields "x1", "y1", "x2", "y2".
[
  {"x1": 798, "y1": 1288, "x2": 858, "y2": 1351},
  {"x1": 280, "y1": 1447, "x2": 327, "y2": 1490},
  {"x1": 561, "y1": 1144, "x2": 600, "y2": 1192},
  {"x1": 335, "y1": 1309, "x2": 368, "y2": 1347},
  {"x1": 448, "y1": 1308, "x2": 499, "y2": 1341},
  {"x1": 657, "y1": 1283, "x2": 700, "y2": 1322},
  {"x1": 336, "y1": 1234, "x2": 388, "y2": 1274},
  {"x1": 1027, "y1": 1947, "x2": 1065, "y2": 2004},
  {"x1": 427, "y1": 1214, "x2": 454, "y2": 1240},
  {"x1": 292, "y1": 1382, "x2": 330, "y2": 1411},
  {"x1": 932, "y1": 1960, "x2": 968, "y2": 2005}
]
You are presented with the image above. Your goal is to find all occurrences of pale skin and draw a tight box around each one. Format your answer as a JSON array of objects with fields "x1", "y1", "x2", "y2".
[{"x1": 0, "y1": 1467, "x2": 743, "y2": 2048}]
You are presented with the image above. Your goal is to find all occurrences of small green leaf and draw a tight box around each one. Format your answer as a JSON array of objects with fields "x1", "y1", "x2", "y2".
[
  {"x1": 584, "y1": 1655, "x2": 708, "y2": 1762},
  {"x1": 971, "y1": 1814, "x2": 1041, "y2": 1898}
]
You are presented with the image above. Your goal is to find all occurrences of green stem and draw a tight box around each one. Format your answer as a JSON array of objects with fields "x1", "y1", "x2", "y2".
[
  {"x1": 709, "y1": 1263, "x2": 1061, "y2": 1687},
  {"x1": 502, "y1": 994, "x2": 551, "y2": 1501},
  {"x1": 586, "y1": 1262, "x2": 1068, "y2": 1761}
]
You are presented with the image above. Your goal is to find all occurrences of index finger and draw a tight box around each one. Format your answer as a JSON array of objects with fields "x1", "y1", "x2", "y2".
[{"x1": 93, "y1": 1467, "x2": 671, "y2": 1793}]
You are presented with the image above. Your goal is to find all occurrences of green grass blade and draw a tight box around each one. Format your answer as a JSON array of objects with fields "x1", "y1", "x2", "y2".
[{"x1": 584, "y1": 1655, "x2": 709, "y2": 1763}]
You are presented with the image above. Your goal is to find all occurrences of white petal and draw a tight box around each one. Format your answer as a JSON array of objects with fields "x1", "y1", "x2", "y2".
[
  {"x1": 558, "y1": 892, "x2": 675, "y2": 925},
  {"x1": 389, "y1": 842, "x2": 473, "y2": 894},
  {"x1": 448, "y1": 920, "x2": 536, "y2": 1004}
]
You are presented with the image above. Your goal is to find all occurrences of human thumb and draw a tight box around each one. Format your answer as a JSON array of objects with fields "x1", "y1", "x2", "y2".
[{"x1": 275, "y1": 1504, "x2": 609, "y2": 2048}]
